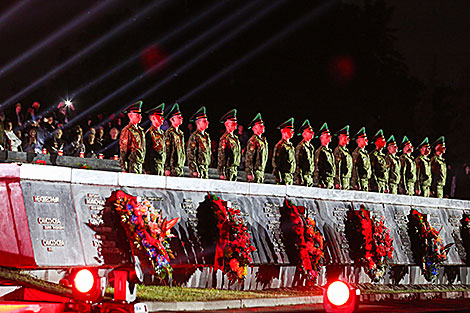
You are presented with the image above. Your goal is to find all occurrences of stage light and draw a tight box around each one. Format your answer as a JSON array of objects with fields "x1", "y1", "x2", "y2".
[
  {"x1": 64, "y1": 100, "x2": 73, "y2": 107},
  {"x1": 72, "y1": 268, "x2": 104, "y2": 302},
  {"x1": 323, "y1": 280, "x2": 359, "y2": 313}
]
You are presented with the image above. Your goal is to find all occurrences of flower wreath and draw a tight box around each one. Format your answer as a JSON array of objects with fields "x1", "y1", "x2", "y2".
[
  {"x1": 346, "y1": 205, "x2": 394, "y2": 282},
  {"x1": 281, "y1": 199, "x2": 324, "y2": 281},
  {"x1": 110, "y1": 190, "x2": 178, "y2": 280},
  {"x1": 409, "y1": 208, "x2": 452, "y2": 282},
  {"x1": 207, "y1": 194, "x2": 256, "y2": 282}
]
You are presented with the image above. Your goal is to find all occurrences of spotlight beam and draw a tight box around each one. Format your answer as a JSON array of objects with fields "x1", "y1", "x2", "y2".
[
  {"x1": 65, "y1": 0, "x2": 263, "y2": 130},
  {"x1": 0, "y1": 0, "x2": 117, "y2": 79},
  {"x1": 0, "y1": 0, "x2": 169, "y2": 111},
  {"x1": 70, "y1": 0, "x2": 231, "y2": 100},
  {"x1": 0, "y1": 0, "x2": 33, "y2": 32},
  {"x1": 178, "y1": 0, "x2": 339, "y2": 104}
]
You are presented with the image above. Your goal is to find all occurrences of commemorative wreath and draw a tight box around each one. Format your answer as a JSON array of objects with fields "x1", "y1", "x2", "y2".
[
  {"x1": 347, "y1": 205, "x2": 394, "y2": 282},
  {"x1": 409, "y1": 208, "x2": 452, "y2": 282},
  {"x1": 110, "y1": 190, "x2": 178, "y2": 280},
  {"x1": 208, "y1": 194, "x2": 256, "y2": 282},
  {"x1": 281, "y1": 199, "x2": 325, "y2": 281}
]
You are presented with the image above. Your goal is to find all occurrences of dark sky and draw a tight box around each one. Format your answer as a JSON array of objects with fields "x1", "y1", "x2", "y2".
[{"x1": 1, "y1": 0, "x2": 469, "y2": 153}]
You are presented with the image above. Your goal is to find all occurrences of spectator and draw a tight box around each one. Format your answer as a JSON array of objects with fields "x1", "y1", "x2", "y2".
[
  {"x1": 65, "y1": 133, "x2": 85, "y2": 157},
  {"x1": 95, "y1": 126, "x2": 105, "y2": 149},
  {"x1": 22, "y1": 128, "x2": 40, "y2": 153},
  {"x1": 36, "y1": 114, "x2": 56, "y2": 150},
  {"x1": 56, "y1": 101, "x2": 75, "y2": 125},
  {"x1": 44, "y1": 129, "x2": 66, "y2": 155},
  {"x1": 0, "y1": 112, "x2": 5, "y2": 149},
  {"x1": 102, "y1": 127, "x2": 120, "y2": 159},
  {"x1": 4, "y1": 121, "x2": 22, "y2": 151},
  {"x1": 15, "y1": 103, "x2": 24, "y2": 127},
  {"x1": 84, "y1": 132, "x2": 99, "y2": 158}
]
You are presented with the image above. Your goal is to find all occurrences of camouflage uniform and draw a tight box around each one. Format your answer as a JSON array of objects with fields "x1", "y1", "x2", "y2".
[
  {"x1": 165, "y1": 126, "x2": 186, "y2": 176},
  {"x1": 272, "y1": 139, "x2": 295, "y2": 185},
  {"x1": 245, "y1": 134, "x2": 268, "y2": 183},
  {"x1": 334, "y1": 145, "x2": 352, "y2": 190},
  {"x1": 314, "y1": 146, "x2": 335, "y2": 189},
  {"x1": 431, "y1": 155, "x2": 447, "y2": 198},
  {"x1": 385, "y1": 153, "x2": 401, "y2": 194},
  {"x1": 400, "y1": 153, "x2": 417, "y2": 196},
  {"x1": 217, "y1": 132, "x2": 241, "y2": 181},
  {"x1": 369, "y1": 149, "x2": 388, "y2": 193},
  {"x1": 415, "y1": 155, "x2": 432, "y2": 197},
  {"x1": 144, "y1": 126, "x2": 165, "y2": 175},
  {"x1": 187, "y1": 130, "x2": 211, "y2": 179},
  {"x1": 351, "y1": 147, "x2": 372, "y2": 191},
  {"x1": 119, "y1": 123, "x2": 146, "y2": 174},
  {"x1": 295, "y1": 140, "x2": 315, "y2": 187}
]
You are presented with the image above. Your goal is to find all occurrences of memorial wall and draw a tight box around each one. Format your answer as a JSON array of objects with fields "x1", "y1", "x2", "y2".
[{"x1": 2, "y1": 163, "x2": 470, "y2": 289}]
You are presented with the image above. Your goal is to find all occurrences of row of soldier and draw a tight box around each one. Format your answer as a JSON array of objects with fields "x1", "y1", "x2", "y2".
[{"x1": 119, "y1": 101, "x2": 447, "y2": 198}]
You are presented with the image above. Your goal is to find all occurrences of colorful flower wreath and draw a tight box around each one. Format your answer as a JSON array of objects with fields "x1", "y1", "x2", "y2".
[
  {"x1": 347, "y1": 205, "x2": 394, "y2": 282},
  {"x1": 110, "y1": 190, "x2": 178, "y2": 280},
  {"x1": 409, "y1": 208, "x2": 452, "y2": 282},
  {"x1": 208, "y1": 194, "x2": 256, "y2": 282},
  {"x1": 281, "y1": 199, "x2": 324, "y2": 281}
]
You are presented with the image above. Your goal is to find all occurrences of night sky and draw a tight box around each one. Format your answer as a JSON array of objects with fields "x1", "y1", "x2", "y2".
[{"x1": 1, "y1": 0, "x2": 469, "y2": 163}]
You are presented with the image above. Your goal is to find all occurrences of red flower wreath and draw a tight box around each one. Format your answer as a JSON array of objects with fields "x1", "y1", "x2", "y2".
[
  {"x1": 208, "y1": 194, "x2": 256, "y2": 282},
  {"x1": 282, "y1": 199, "x2": 325, "y2": 281},
  {"x1": 347, "y1": 205, "x2": 394, "y2": 282}
]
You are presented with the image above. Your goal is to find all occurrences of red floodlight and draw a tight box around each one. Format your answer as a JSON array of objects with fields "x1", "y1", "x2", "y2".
[
  {"x1": 72, "y1": 268, "x2": 103, "y2": 302},
  {"x1": 323, "y1": 280, "x2": 359, "y2": 313}
]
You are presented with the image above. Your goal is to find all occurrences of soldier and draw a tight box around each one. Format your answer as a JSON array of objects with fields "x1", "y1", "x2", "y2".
[
  {"x1": 415, "y1": 137, "x2": 432, "y2": 197},
  {"x1": 187, "y1": 106, "x2": 211, "y2": 179},
  {"x1": 217, "y1": 109, "x2": 241, "y2": 181},
  {"x1": 333, "y1": 125, "x2": 352, "y2": 190},
  {"x1": 272, "y1": 118, "x2": 295, "y2": 185},
  {"x1": 164, "y1": 103, "x2": 185, "y2": 177},
  {"x1": 369, "y1": 129, "x2": 388, "y2": 193},
  {"x1": 431, "y1": 136, "x2": 447, "y2": 198},
  {"x1": 399, "y1": 136, "x2": 417, "y2": 196},
  {"x1": 314, "y1": 123, "x2": 335, "y2": 189},
  {"x1": 144, "y1": 103, "x2": 165, "y2": 175},
  {"x1": 245, "y1": 113, "x2": 268, "y2": 183},
  {"x1": 351, "y1": 127, "x2": 371, "y2": 191},
  {"x1": 295, "y1": 119, "x2": 315, "y2": 187},
  {"x1": 119, "y1": 101, "x2": 146, "y2": 174},
  {"x1": 385, "y1": 135, "x2": 401, "y2": 194}
]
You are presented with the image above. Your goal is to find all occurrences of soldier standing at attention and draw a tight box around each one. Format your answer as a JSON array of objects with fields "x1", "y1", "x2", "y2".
[
  {"x1": 144, "y1": 103, "x2": 165, "y2": 175},
  {"x1": 314, "y1": 123, "x2": 335, "y2": 189},
  {"x1": 333, "y1": 125, "x2": 352, "y2": 190},
  {"x1": 415, "y1": 137, "x2": 432, "y2": 197},
  {"x1": 187, "y1": 107, "x2": 211, "y2": 179},
  {"x1": 385, "y1": 135, "x2": 401, "y2": 194},
  {"x1": 399, "y1": 136, "x2": 417, "y2": 196},
  {"x1": 351, "y1": 127, "x2": 371, "y2": 191},
  {"x1": 295, "y1": 119, "x2": 315, "y2": 187},
  {"x1": 272, "y1": 118, "x2": 295, "y2": 185},
  {"x1": 431, "y1": 136, "x2": 447, "y2": 198},
  {"x1": 369, "y1": 129, "x2": 388, "y2": 193},
  {"x1": 217, "y1": 109, "x2": 241, "y2": 181},
  {"x1": 119, "y1": 101, "x2": 146, "y2": 174},
  {"x1": 164, "y1": 103, "x2": 185, "y2": 177},
  {"x1": 245, "y1": 113, "x2": 268, "y2": 183}
]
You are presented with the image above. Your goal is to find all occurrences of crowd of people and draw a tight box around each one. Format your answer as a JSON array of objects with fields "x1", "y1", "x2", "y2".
[{"x1": 118, "y1": 101, "x2": 449, "y2": 199}]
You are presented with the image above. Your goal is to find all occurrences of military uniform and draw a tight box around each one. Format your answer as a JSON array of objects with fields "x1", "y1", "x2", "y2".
[
  {"x1": 145, "y1": 126, "x2": 166, "y2": 175},
  {"x1": 351, "y1": 127, "x2": 371, "y2": 191},
  {"x1": 399, "y1": 136, "x2": 416, "y2": 196},
  {"x1": 369, "y1": 130, "x2": 388, "y2": 193},
  {"x1": 431, "y1": 136, "x2": 447, "y2": 198},
  {"x1": 415, "y1": 138, "x2": 432, "y2": 197},
  {"x1": 333, "y1": 125, "x2": 352, "y2": 190},
  {"x1": 245, "y1": 113, "x2": 268, "y2": 183},
  {"x1": 385, "y1": 135, "x2": 400, "y2": 194},
  {"x1": 313, "y1": 123, "x2": 335, "y2": 188},
  {"x1": 218, "y1": 109, "x2": 241, "y2": 181},
  {"x1": 119, "y1": 101, "x2": 146, "y2": 174},
  {"x1": 164, "y1": 103, "x2": 185, "y2": 176},
  {"x1": 187, "y1": 106, "x2": 211, "y2": 179},
  {"x1": 295, "y1": 120, "x2": 315, "y2": 187},
  {"x1": 272, "y1": 118, "x2": 295, "y2": 185}
]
